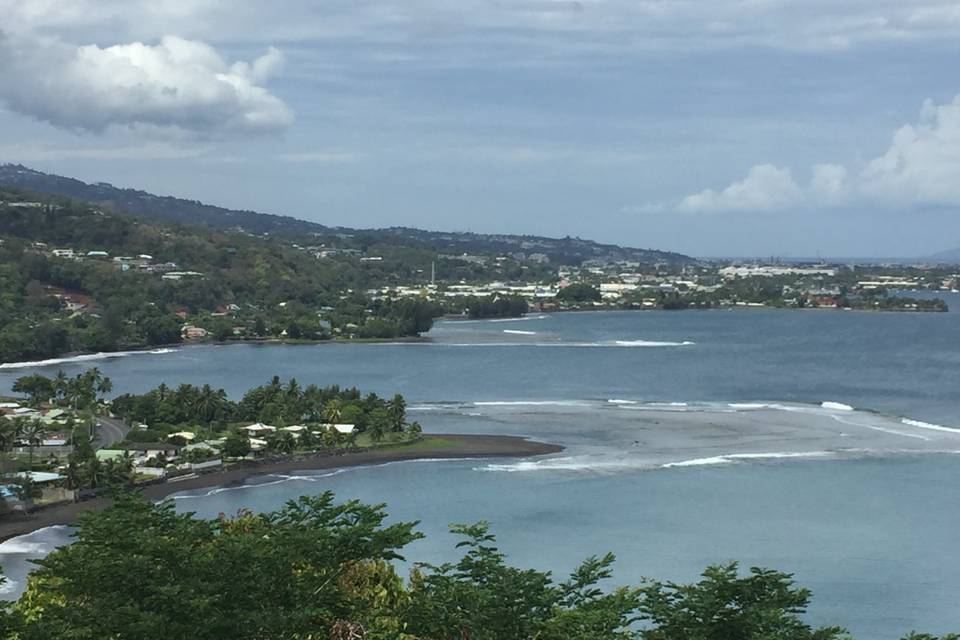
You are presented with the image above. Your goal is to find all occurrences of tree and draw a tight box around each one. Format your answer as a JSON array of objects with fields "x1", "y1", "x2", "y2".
[
  {"x1": 322, "y1": 399, "x2": 343, "y2": 424},
  {"x1": 557, "y1": 283, "x2": 602, "y2": 303},
  {"x1": 406, "y1": 522, "x2": 641, "y2": 640},
  {"x1": 367, "y1": 408, "x2": 388, "y2": 443},
  {"x1": 11, "y1": 492, "x2": 420, "y2": 640},
  {"x1": 18, "y1": 418, "x2": 46, "y2": 469},
  {"x1": 12, "y1": 374, "x2": 54, "y2": 407},
  {"x1": 636, "y1": 563, "x2": 847, "y2": 640},
  {"x1": 266, "y1": 430, "x2": 295, "y2": 455},
  {"x1": 0, "y1": 417, "x2": 18, "y2": 475},
  {"x1": 387, "y1": 394, "x2": 406, "y2": 432},
  {"x1": 195, "y1": 384, "x2": 228, "y2": 424},
  {"x1": 222, "y1": 432, "x2": 252, "y2": 458}
]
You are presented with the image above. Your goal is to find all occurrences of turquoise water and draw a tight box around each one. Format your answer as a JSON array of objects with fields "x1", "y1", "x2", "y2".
[{"x1": 2, "y1": 304, "x2": 960, "y2": 637}]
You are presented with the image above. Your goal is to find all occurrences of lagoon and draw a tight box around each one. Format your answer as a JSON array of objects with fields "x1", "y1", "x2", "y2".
[{"x1": 2, "y1": 306, "x2": 960, "y2": 638}]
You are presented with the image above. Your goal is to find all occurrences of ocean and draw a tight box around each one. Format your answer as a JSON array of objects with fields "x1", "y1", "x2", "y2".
[{"x1": 2, "y1": 302, "x2": 959, "y2": 638}]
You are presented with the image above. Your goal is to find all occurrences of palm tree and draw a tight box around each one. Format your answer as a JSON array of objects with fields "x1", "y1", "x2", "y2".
[
  {"x1": 54, "y1": 370, "x2": 68, "y2": 405},
  {"x1": 322, "y1": 399, "x2": 343, "y2": 425},
  {"x1": 367, "y1": 414, "x2": 387, "y2": 443},
  {"x1": 85, "y1": 456, "x2": 105, "y2": 489},
  {"x1": 19, "y1": 418, "x2": 46, "y2": 469},
  {"x1": 387, "y1": 394, "x2": 406, "y2": 432},
  {"x1": 195, "y1": 384, "x2": 227, "y2": 424},
  {"x1": 0, "y1": 418, "x2": 19, "y2": 475},
  {"x1": 302, "y1": 384, "x2": 323, "y2": 421},
  {"x1": 96, "y1": 376, "x2": 113, "y2": 402}
]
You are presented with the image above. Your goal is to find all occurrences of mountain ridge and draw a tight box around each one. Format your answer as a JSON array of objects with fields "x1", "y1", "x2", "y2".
[{"x1": 0, "y1": 163, "x2": 691, "y2": 265}]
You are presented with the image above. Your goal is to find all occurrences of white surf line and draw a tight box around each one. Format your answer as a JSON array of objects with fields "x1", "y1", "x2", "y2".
[
  {"x1": 661, "y1": 450, "x2": 837, "y2": 468},
  {"x1": 0, "y1": 348, "x2": 178, "y2": 370},
  {"x1": 828, "y1": 414, "x2": 930, "y2": 441},
  {"x1": 901, "y1": 418, "x2": 960, "y2": 434}
]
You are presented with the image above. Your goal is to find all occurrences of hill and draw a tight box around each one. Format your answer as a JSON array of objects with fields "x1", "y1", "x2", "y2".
[
  {"x1": 0, "y1": 187, "x2": 441, "y2": 363},
  {"x1": 0, "y1": 164, "x2": 690, "y2": 265}
]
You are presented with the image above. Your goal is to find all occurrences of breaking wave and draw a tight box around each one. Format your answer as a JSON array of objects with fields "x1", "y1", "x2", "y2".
[
  {"x1": 474, "y1": 400, "x2": 592, "y2": 407},
  {"x1": 614, "y1": 340, "x2": 695, "y2": 347},
  {"x1": 0, "y1": 348, "x2": 178, "y2": 370},
  {"x1": 821, "y1": 401, "x2": 855, "y2": 411},
  {"x1": 661, "y1": 451, "x2": 837, "y2": 468},
  {"x1": 901, "y1": 418, "x2": 960, "y2": 434},
  {"x1": 502, "y1": 329, "x2": 538, "y2": 335}
]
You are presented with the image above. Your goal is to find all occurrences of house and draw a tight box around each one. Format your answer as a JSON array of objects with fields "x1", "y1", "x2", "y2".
[
  {"x1": 168, "y1": 431, "x2": 197, "y2": 442},
  {"x1": 242, "y1": 423, "x2": 276, "y2": 436},
  {"x1": 86, "y1": 250, "x2": 109, "y2": 258},
  {"x1": 182, "y1": 441, "x2": 221, "y2": 455},
  {"x1": 320, "y1": 423, "x2": 356, "y2": 435},
  {"x1": 282, "y1": 425, "x2": 307, "y2": 439},
  {"x1": 51, "y1": 249, "x2": 75, "y2": 258},
  {"x1": 115, "y1": 442, "x2": 181, "y2": 461},
  {"x1": 181, "y1": 324, "x2": 208, "y2": 340}
]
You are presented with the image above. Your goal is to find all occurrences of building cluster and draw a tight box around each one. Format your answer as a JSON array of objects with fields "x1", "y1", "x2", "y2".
[{"x1": 32, "y1": 242, "x2": 205, "y2": 279}]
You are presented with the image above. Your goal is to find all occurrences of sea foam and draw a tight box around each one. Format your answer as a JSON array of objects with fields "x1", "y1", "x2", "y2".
[
  {"x1": 0, "y1": 348, "x2": 178, "y2": 370},
  {"x1": 821, "y1": 401, "x2": 855, "y2": 411},
  {"x1": 901, "y1": 418, "x2": 960, "y2": 434}
]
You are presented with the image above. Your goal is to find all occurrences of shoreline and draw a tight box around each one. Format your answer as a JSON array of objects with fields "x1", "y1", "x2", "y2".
[
  {"x1": 1, "y1": 304, "x2": 952, "y2": 369},
  {"x1": 0, "y1": 434, "x2": 562, "y2": 543}
]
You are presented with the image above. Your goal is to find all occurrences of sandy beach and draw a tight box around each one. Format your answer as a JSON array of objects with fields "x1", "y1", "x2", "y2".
[{"x1": 0, "y1": 434, "x2": 562, "y2": 542}]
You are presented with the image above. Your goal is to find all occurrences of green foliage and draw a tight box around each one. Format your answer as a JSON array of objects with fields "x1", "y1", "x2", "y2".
[
  {"x1": 111, "y1": 378, "x2": 406, "y2": 439},
  {"x1": 557, "y1": 282, "x2": 602, "y2": 303},
  {"x1": 464, "y1": 295, "x2": 528, "y2": 319},
  {"x1": 636, "y1": 563, "x2": 848, "y2": 640},
  {"x1": 9, "y1": 492, "x2": 420, "y2": 640},
  {"x1": 12, "y1": 368, "x2": 111, "y2": 411},
  {"x1": 0, "y1": 498, "x2": 954, "y2": 639},
  {"x1": 221, "y1": 431, "x2": 252, "y2": 458}
]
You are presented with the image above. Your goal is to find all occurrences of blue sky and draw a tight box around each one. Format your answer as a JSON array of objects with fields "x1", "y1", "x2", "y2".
[{"x1": 1, "y1": 1, "x2": 959, "y2": 257}]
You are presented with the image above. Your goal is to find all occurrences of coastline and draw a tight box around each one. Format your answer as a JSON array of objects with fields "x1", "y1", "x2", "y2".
[
  {"x1": 1, "y1": 303, "x2": 952, "y2": 369},
  {"x1": 0, "y1": 434, "x2": 562, "y2": 543}
]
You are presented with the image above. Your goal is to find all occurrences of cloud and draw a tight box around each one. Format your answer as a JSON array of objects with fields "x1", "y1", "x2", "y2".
[
  {"x1": 648, "y1": 94, "x2": 960, "y2": 214},
  {"x1": 277, "y1": 151, "x2": 361, "y2": 164},
  {"x1": 859, "y1": 96, "x2": 960, "y2": 204},
  {"x1": 5, "y1": 0, "x2": 960, "y2": 54},
  {"x1": 677, "y1": 165, "x2": 802, "y2": 214},
  {"x1": 0, "y1": 33, "x2": 293, "y2": 135}
]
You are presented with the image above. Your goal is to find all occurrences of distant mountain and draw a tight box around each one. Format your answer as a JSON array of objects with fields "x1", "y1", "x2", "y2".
[
  {"x1": 926, "y1": 247, "x2": 960, "y2": 263},
  {"x1": 0, "y1": 164, "x2": 691, "y2": 265}
]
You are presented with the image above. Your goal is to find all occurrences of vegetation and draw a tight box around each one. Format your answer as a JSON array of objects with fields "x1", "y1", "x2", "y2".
[
  {"x1": 0, "y1": 492, "x2": 953, "y2": 639},
  {"x1": 0, "y1": 189, "x2": 442, "y2": 363},
  {"x1": 109, "y1": 376, "x2": 411, "y2": 441},
  {"x1": 556, "y1": 283, "x2": 602, "y2": 303},
  {"x1": 464, "y1": 295, "x2": 529, "y2": 319}
]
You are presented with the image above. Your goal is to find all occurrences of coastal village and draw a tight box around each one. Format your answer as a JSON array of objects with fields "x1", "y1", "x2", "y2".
[
  {"x1": 18, "y1": 222, "x2": 956, "y2": 346},
  {"x1": 0, "y1": 372, "x2": 416, "y2": 516}
]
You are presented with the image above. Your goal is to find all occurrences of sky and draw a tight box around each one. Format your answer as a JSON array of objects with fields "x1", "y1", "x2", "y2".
[{"x1": 1, "y1": 1, "x2": 960, "y2": 258}]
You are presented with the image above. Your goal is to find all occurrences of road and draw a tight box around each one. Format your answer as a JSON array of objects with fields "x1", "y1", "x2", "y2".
[{"x1": 94, "y1": 415, "x2": 130, "y2": 449}]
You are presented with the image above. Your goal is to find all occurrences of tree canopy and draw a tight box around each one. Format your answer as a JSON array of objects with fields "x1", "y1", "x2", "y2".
[{"x1": 1, "y1": 492, "x2": 954, "y2": 640}]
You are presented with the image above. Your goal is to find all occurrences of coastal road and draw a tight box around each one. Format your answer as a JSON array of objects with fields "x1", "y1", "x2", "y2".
[{"x1": 94, "y1": 416, "x2": 130, "y2": 449}]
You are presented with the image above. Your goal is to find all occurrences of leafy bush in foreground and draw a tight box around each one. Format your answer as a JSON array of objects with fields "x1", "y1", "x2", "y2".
[{"x1": 0, "y1": 492, "x2": 955, "y2": 640}]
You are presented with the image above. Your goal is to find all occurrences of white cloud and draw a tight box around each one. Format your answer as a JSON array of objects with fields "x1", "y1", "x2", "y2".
[
  {"x1": 810, "y1": 163, "x2": 849, "y2": 202},
  {"x1": 859, "y1": 96, "x2": 960, "y2": 204},
  {"x1": 0, "y1": 33, "x2": 293, "y2": 135},
  {"x1": 4, "y1": 0, "x2": 960, "y2": 54},
  {"x1": 677, "y1": 165, "x2": 802, "y2": 213},
  {"x1": 652, "y1": 94, "x2": 960, "y2": 214}
]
